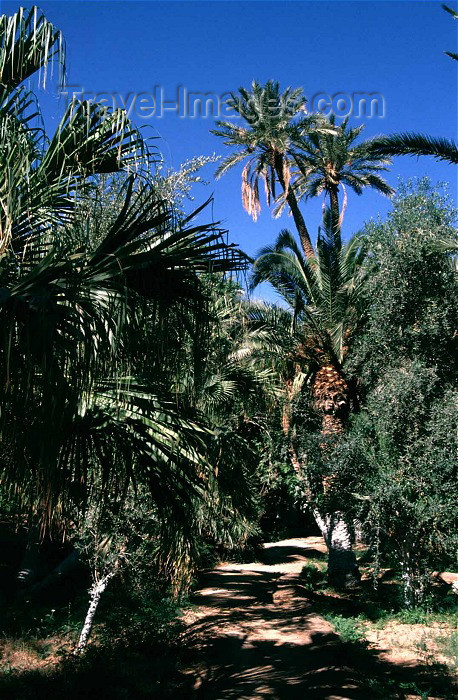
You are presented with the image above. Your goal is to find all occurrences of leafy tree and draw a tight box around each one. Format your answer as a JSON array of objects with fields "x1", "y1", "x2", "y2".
[
  {"x1": 348, "y1": 179, "x2": 457, "y2": 388},
  {"x1": 343, "y1": 180, "x2": 458, "y2": 605},
  {"x1": 153, "y1": 154, "x2": 221, "y2": 217},
  {"x1": 345, "y1": 365, "x2": 458, "y2": 607}
]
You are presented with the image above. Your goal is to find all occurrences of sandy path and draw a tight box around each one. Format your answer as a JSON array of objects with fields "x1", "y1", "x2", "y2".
[{"x1": 173, "y1": 537, "x2": 368, "y2": 699}]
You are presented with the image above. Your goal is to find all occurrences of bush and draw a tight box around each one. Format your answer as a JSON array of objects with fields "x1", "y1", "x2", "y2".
[{"x1": 299, "y1": 564, "x2": 326, "y2": 591}]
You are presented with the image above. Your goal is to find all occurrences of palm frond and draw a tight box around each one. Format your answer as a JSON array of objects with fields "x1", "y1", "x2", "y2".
[
  {"x1": 369, "y1": 133, "x2": 458, "y2": 164},
  {"x1": 0, "y1": 6, "x2": 65, "y2": 90}
]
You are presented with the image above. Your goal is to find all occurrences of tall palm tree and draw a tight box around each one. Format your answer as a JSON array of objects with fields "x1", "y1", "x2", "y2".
[
  {"x1": 289, "y1": 115, "x2": 394, "y2": 230},
  {"x1": 211, "y1": 80, "x2": 332, "y2": 262},
  {"x1": 251, "y1": 213, "x2": 367, "y2": 588}
]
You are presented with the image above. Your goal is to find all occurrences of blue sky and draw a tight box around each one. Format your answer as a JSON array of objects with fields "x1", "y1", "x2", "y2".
[{"x1": 3, "y1": 0, "x2": 457, "y2": 300}]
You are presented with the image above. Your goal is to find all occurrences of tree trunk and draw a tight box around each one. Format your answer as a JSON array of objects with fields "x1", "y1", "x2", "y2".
[
  {"x1": 273, "y1": 153, "x2": 315, "y2": 262},
  {"x1": 328, "y1": 185, "x2": 346, "y2": 243},
  {"x1": 290, "y1": 446, "x2": 360, "y2": 589},
  {"x1": 328, "y1": 186, "x2": 340, "y2": 229},
  {"x1": 312, "y1": 365, "x2": 361, "y2": 588},
  {"x1": 285, "y1": 364, "x2": 361, "y2": 589},
  {"x1": 399, "y1": 544, "x2": 429, "y2": 608},
  {"x1": 75, "y1": 572, "x2": 115, "y2": 653},
  {"x1": 17, "y1": 525, "x2": 41, "y2": 587},
  {"x1": 326, "y1": 512, "x2": 361, "y2": 589},
  {"x1": 353, "y1": 518, "x2": 365, "y2": 546},
  {"x1": 288, "y1": 441, "x2": 359, "y2": 588}
]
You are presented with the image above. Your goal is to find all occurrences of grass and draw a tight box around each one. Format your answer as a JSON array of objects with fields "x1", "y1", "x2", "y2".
[
  {"x1": 322, "y1": 612, "x2": 367, "y2": 643},
  {"x1": 365, "y1": 676, "x2": 436, "y2": 700},
  {"x1": 299, "y1": 563, "x2": 327, "y2": 590},
  {"x1": 372, "y1": 605, "x2": 458, "y2": 628},
  {"x1": 0, "y1": 578, "x2": 190, "y2": 699},
  {"x1": 295, "y1": 548, "x2": 458, "y2": 697},
  {"x1": 435, "y1": 630, "x2": 458, "y2": 670}
]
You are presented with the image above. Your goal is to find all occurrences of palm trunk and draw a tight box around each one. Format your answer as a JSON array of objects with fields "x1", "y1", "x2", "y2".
[
  {"x1": 353, "y1": 518, "x2": 364, "y2": 545},
  {"x1": 313, "y1": 364, "x2": 361, "y2": 588},
  {"x1": 30, "y1": 550, "x2": 79, "y2": 595},
  {"x1": 329, "y1": 186, "x2": 339, "y2": 226},
  {"x1": 273, "y1": 153, "x2": 315, "y2": 262},
  {"x1": 283, "y1": 365, "x2": 361, "y2": 589},
  {"x1": 328, "y1": 185, "x2": 344, "y2": 249},
  {"x1": 326, "y1": 512, "x2": 360, "y2": 588},
  {"x1": 399, "y1": 543, "x2": 429, "y2": 608},
  {"x1": 289, "y1": 442, "x2": 360, "y2": 588},
  {"x1": 17, "y1": 525, "x2": 41, "y2": 587}
]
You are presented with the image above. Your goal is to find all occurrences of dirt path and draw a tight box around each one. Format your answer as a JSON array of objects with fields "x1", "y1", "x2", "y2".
[{"x1": 173, "y1": 537, "x2": 369, "y2": 699}]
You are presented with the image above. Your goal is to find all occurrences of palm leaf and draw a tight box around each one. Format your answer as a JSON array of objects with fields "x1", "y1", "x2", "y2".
[{"x1": 369, "y1": 133, "x2": 458, "y2": 165}]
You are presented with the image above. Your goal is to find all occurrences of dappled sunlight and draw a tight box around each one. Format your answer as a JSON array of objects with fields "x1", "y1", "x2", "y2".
[
  {"x1": 176, "y1": 537, "x2": 457, "y2": 698},
  {"x1": 0, "y1": 3, "x2": 456, "y2": 698}
]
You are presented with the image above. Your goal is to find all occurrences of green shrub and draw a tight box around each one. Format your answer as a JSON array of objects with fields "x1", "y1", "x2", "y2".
[
  {"x1": 299, "y1": 564, "x2": 326, "y2": 591},
  {"x1": 323, "y1": 613, "x2": 367, "y2": 643}
]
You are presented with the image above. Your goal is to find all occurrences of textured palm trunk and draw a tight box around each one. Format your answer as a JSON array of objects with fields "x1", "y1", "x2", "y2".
[
  {"x1": 328, "y1": 186, "x2": 340, "y2": 230},
  {"x1": 283, "y1": 364, "x2": 361, "y2": 589},
  {"x1": 273, "y1": 153, "x2": 315, "y2": 262},
  {"x1": 312, "y1": 364, "x2": 361, "y2": 588},
  {"x1": 328, "y1": 183, "x2": 349, "y2": 233},
  {"x1": 288, "y1": 441, "x2": 359, "y2": 588}
]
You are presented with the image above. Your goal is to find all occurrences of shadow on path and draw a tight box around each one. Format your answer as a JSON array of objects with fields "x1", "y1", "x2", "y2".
[
  {"x1": 0, "y1": 538, "x2": 455, "y2": 699},
  {"x1": 172, "y1": 538, "x2": 456, "y2": 699}
]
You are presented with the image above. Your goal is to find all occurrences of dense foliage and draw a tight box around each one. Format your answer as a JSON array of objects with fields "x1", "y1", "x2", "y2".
[
  {"x1": 0, "y1": 8, "x2": 456, "y2": 682},
  {"x1": 342, "y1": 181, "x2": 458, "y2": 605}
]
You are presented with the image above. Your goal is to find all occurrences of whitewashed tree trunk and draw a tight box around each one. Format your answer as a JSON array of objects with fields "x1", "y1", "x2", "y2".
[
  {"x1": 75, "y1": 571, "x2": 115, "y2": 653},
  {"x1": 326, "y1": 511, "x2": 361, "y2": 589},
  {"x1": 352, "y1": 518, "x2": 364, "y2": 545},
  {"x1": 288, "y1": 443, "x2": 360, "y2": 589},
  {"x1": 400, "y1": 546, "x2": 428, "y2": 608}
]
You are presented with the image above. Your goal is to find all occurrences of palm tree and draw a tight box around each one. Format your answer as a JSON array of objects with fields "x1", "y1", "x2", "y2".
[
  {"x1": 289, "y1": 115, "x2": 394, "y2": 230},
  {"x1": 211, "y1": 80, "x2": 332, "y2": 262},
  {"x1": 0, "y1": 6, "x2": 247, "y2": 550},
  {"x1": 0, "y1": 6, "x2": 149, "y2": 253},
  {"x1": 251, "y1": 212, "x2": 367, "y2": 588}
]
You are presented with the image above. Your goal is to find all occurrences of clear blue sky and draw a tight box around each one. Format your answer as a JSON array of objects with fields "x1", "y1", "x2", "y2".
[{"x1": 3, "y1": 0, "x2": 457, "y2": 300}]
